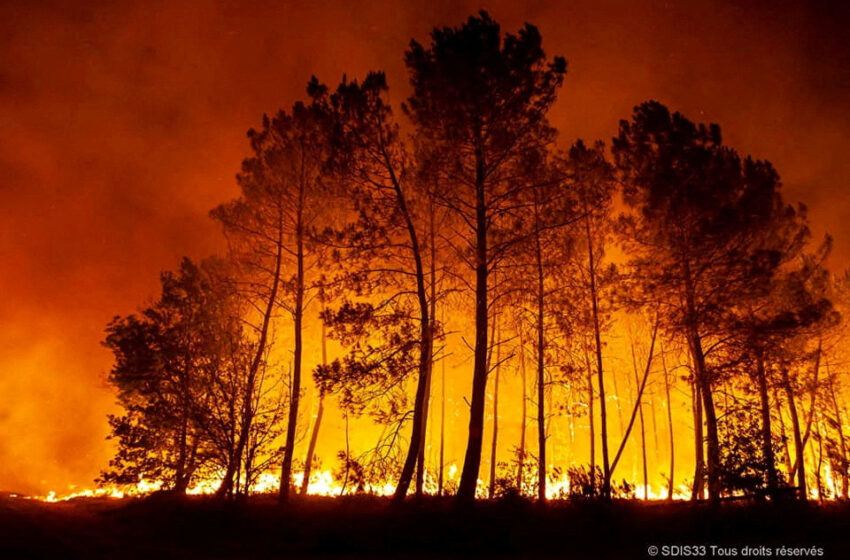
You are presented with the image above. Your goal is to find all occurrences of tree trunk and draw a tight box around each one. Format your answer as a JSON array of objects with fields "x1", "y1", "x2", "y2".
[
  {"x1": 175, "y1": 370, "x2": 190, "y2": 494},
  {"x1": 457, "y1": 142, "x2": 489, "y2": 504},
  {"x1": 517, "y1": 326, "x2": 528, "y2": 493},
  {"x1": 678, "y1": 249, "x2": 719, "y2": 502},
  {"x1": 691, "y1": 377, "x2": 705, "y2": 500},
  {"x1": 533, "y1": 193, "x2": 547, "y2": 503},
  {"x1": 279, "y1": 202, "x2": 305, "y2": 503},
  {"x1": 217, "y1": 210, "x2": 284, "y2": 500},
  {"x1": 415, "y1": 216, "x2": 438, "y2": 497},
  {"x1": 176, "y1": 431, "x2": 200, "y2": 495},
  {"x1": 583, "y1": 342, "x2": 595, "y2": 493},
  {"x1": 813, "y1": 412, "x2": 824, "y2": 502},
  {"x1": 661, "y1": 345, "x2": 675, "y2": 500},
  {"x1": 773, "y1": 389, "x2": 794, "y2": 479},
  {"x1": 301, "y1": 294, "x2": 329, "y2": 495},
  {"x1": 755, "y1": 352, "x2": 778, "y2": 499},
  {"x1": 609, "y1": 322, "x2": 657, "y2": 485},
  {"x1": 415, "y1": 369, "x2": 433, "y2": 497},
  {"x1": 650, "y1": 393, "x2": 660, "y2": 473},
  {"x1": 630, "y1": 338, "x2": 649, "y2": 500},
  {"x1": 395, "y1": 324, "x2": 433, "y2": 502},
  {"x1": 216, "y1": 402, "x2": 238, "y2": 499},
  {"x1": 791, "y1": 344, "x2": 821, "y2": 480},
  {"x1": 390, "y1": 197, "x2": 432, "y2": 504},
  {"x1": 826, "y1": 360, "x2": 848, "y2": 499},
  {"x1": 611, "y1": 365, "x2": 626, "y2": 440},
  {"x1": 299, "y1": 397, "x2": 323, "y2": 495},
  {"x1": 488, "y1": 323, "x2": 501, "y2": 499},
  {"x1": 781, "y1": 367, "x2": 807, "y2": 500},
  {"x1": 361, "y1": 132, "x2": 429, "y2": 504},
  {"x1": 438, "y1": 348, "x2": 446, "y2": 496},
  {"x1": 688, "y1": 329, "x2": 720, "y2": 502},
  {"x1": 583, "y1": 179, "x2": 609, "y2": 500}
]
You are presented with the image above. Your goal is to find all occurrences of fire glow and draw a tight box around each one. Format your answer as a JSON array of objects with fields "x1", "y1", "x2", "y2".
[
  {"x1": 2, "y1": 7, "x2": 849, "y2": 511},
  {"x1": 28, "y1": 468, "x2": 704, "y2": 503}
]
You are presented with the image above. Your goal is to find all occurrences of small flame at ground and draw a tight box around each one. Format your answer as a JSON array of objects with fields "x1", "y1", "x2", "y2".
[{"x1": 24, "y1": 468, "x2": 401, "y2": 502}]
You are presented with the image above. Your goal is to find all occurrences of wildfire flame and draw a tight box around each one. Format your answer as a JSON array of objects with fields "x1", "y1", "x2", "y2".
[{"x1": 23, "y1": 464, "x2": 710, "y2": 502}]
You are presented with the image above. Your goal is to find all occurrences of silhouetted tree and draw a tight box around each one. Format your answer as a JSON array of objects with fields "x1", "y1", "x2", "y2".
[
  {"x1": 554, "y1": 140, "x2": 617, "y2": 498},
  {"x1": 312, "y1": 72, "x2": 441, "y2": 502},
  {"x1": 767, "y1": 255, "x2": 837, "y2": 498},
  {"x1": 731, "y1": 236, "x2": 836, "y2": 499},
  {"x1": 213, "y1": 97, "x2": 329, "y2": 502},
  {"x1": 100, "y1": 258, "x2": 271, "y2": 496},
  {"x1": 495, "y1": 151, "x2": 565, "y2": 502},
  {"x1": 613, "y1": 101, "x2": 808, "y2": 502},
  {"x1": 404, "y1": 11, "x2": 566, "y2": 502}
]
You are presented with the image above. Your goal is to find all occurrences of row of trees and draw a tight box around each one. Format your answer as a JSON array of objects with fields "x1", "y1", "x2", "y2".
[{"x1": 100, "y1": 12, "x2": 850, "y2": 504}]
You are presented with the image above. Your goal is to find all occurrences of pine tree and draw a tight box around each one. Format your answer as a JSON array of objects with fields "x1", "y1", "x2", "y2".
[{"x1": 405, "y1": 11, "x2": 566, "y2": 502}]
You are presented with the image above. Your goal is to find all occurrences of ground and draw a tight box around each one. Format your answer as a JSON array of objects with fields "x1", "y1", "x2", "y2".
[{"x1": 1, "y1": 493, "x2": 848, "y2": 559}]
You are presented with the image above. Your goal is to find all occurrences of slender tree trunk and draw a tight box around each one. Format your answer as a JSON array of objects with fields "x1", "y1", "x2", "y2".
[
  {"x1": 218, "y1": 400, "x2": 238, "y2": 499},
  {"x1": 826, "y1": 360, "x2": 848, "y2": 499},
  {"x1": 175, "y1": 370, "x2": 190, "y2": 493},
  {"x1": 488, "y1": 322, "x2": 502, "y2": 499},
  {"x1": 390, "y1": 256, "x2": 431, "y2": 502},
  {"x1": 415, "y1": 367, "x2": 433, "y2": 497},
  {"x1": 687, "y1": 328, "x2": 719, "y2": 502},
  {"x1": 583, "y1": 183, "x2": 609, "y2": 500},
  {"x1": 178, "y1": 432, "x2": 200, "y2": 495},
  {"x1": 583, "y1": 342, "x2": 595, "y2": 492},
  {"x1": 791, "y1": 344, "x2": 821, "y2": 479},
  {"x1": 691, "y1": 377, "x2": 705, "y2": 500},
  {"x1": 383, "y1": 142, "x2": 432, "y2": 503},
  {"x1": 438, "y1": 347, "x2": 446, "y2": 496},
  {"x1": 679, "y1": 249, "x2": 719, "y2": 503},
  {"x1": 458, "y1": 141, "x2": 489, "y2": 504},
  {"x1": 630, "y1": 338, "x2": 649, "y2": 500},
  {"x1": 773, "y1": 389, "x2": 794, "y2": 481},
  {"x1": 517, "y1": 325, "x2": 528, "y2": 493},
  {"x1": 391, "y1": 338, "x2": 432, "y2": 497},
  {"x1": 782, "y1": 367, "x2": 807, "y2": 500},
  {"x1": 299, "y1": 398, "x2": 323, "y2": 494},
  {"x1": 279, "y1": 200, "x2": 305, "y2": 503},
  {"x1": 650, "y1": 393, "x2": 660, "y2": 472},
  {"x1": 235, "y1": 452, "x2": 243, "y2": 497},
  {"x1": 217, "y1": 210, "x2": 284, "y2": 500},
  {"x1": 300, "y1": 298, "x2": 328, "y2": 495},
  {"x1": 533, "y1": 193, "x2": 547, "y2": 503},
  {"x1": 661, "y1": 345, "x2": 674, "y2": 500},
  {"x1": 611, "y1": 367, "x2": 626, "y2": 440},
  {"x1": 813, "y1": 412, "x2": 824, "y2": 502},
  {"x1": 623, "y1": 359, "x2": 638, "y2": 484},
  {"x1": 416, "y1": 214, "x2": 438, "y2": 497},
  {"x1": 755, "y1": 351, "x2": 778, "y2": 499},
  {"x1": 609, "y1": 322, "x2": 658, "y2": 484}
]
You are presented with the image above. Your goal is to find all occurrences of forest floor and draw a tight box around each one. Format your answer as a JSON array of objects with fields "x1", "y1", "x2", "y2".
[{"x1": 1, "y1": 493, "x2": 847, "y2": 559}]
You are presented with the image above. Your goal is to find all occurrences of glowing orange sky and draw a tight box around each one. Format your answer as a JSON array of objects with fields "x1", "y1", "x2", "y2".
[{"x1": 1, "y1": 0, "x2": 848, "y2": 494}]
